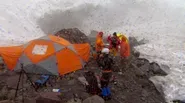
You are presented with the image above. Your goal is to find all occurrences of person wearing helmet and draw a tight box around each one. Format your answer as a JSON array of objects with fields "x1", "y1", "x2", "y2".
[
  {"x1": 107, "y1": 32, "x2": 120, "y2": 56},
  {"x1": 99, "y1": 48, "x2": 114, "y2": 100},
  {"x1": 99, "y1": 48, "x2": 114, "y2": 87}
]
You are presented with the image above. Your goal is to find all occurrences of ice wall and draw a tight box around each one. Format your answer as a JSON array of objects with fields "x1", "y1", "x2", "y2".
[{"x1": 0, "y1": 0, "x2": 185, "y2": 102}]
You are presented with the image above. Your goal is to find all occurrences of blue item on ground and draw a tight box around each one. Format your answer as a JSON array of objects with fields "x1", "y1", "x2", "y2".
[{"x1": 35, "y1": 75, "x2": 50, "y2": 86}]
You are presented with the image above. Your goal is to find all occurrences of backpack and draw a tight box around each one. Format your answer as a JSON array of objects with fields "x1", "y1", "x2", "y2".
[{"x1": 101, "y1": 55, "x2": 113, "y2": 70}]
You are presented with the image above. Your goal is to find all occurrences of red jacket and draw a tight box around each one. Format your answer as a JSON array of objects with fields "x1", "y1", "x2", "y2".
[{"x1": 107, "y1": 35, "x2": 120, "y2": 50}]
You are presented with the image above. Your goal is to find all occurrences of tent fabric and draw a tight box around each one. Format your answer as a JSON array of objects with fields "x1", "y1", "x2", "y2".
[
  {"x1": 56, "y1": 49, "x2": 82, "y2": 75},
  {"x1": 73, "y1": 43, "x2": 90, "y2": 62},
  {"x1": 0, "y1": 46, "x2": 23, "y2": 70},
  {"x1": 24, "y1": 40, "x2": 56, "y2": 63},
  {"x1": 0, "y1": 35, "x2": 90, "y2": 76},
  {"x1": 48, "y1": 35, "x2": 71, "y2": 46}
]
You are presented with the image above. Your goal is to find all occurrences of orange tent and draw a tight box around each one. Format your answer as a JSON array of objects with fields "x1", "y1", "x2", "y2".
[
  {"x1": 0, "y1": 46, "x2": 23, "y2": 70},
  {"x1": 0, "y1": 35, "x2": 90, "y2": 75}
]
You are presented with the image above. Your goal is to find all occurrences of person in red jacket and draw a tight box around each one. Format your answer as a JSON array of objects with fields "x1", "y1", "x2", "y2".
[{"x1": 107, "y1": 32, "x2": 120, "y2": 56}]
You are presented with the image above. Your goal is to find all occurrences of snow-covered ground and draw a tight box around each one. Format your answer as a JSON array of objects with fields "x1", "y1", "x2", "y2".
[{"x1": 0, "y1": 0, "x2": 185, "y2": 102}]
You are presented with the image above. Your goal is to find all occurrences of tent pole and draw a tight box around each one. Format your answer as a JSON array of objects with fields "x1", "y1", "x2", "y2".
[
  {"x1": 15, "y1": 69, "x2": 22, "y2": 98},
  {"x1": 22, "y1": 69, "x2": 24, "y2": 103},
  {"x1": 22, "y1": 70, "x2": 37, "y2": 92}
]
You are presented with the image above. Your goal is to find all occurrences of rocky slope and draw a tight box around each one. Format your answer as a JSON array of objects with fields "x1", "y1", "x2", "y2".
[{"x1": 0, "y1": 28, "x2": 167, "y2": 103}]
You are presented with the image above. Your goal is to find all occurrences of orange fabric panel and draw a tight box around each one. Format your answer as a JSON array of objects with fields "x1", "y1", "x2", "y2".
[
  {"x1": 48, "y1": 35, "x2": 71, "y2": 46},
  {"x1": 95, "y1": 33, "x2": 104, "y2": 52},
  {"x1": 56, "y1": 49, "x2": 82, "y2": 75},
  {"x1": 120, "y1": 41, "x2": 130, "y2": 58},
  {"x1": 73, "y1": 43, "x2": 90, "y2": 62},
  {"x1": 0, "y1": 46, "x2": 23, "y2": 70},
  {"x1": 24, "y1": 40, "x2": 55, "y2": 63}
]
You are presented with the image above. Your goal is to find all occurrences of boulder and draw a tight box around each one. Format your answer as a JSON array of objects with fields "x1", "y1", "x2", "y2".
[
  {"x1": 78, "y1": 92, "x2": 90, "y2": 101},
  {"x1": 133, "y1": 51, "x2": 140, "y2": 58},
  {"x1": 68, "y1": 79, "x2": 76, "y2": 85},
  {"x1": 0, "y1": 100, "x2": 14, "y2": 103},
  {"x1": 139, "y1": 60, "x2": 150, "y2": 72},
  {"x1": 78, "y1": 77, "x2": 88, "y2": 86},
  {"x1": 7, "y1": 90, "x2": 16, "y2": 100},
  {"x1": 150, "y1": 62, "x2": 167, "y2": 76},
  {"x1": 36, "y1": 92, "x2": 61, "y2": 103},
  {"x1": 6, "y1": 75, "x2": 23, "y2": 89},
  {"x1": 55, "y1": 28, "x2": 89, "y2": 43},
  {"x1": 129, "y1": 37, "x2": 139, "y2": 48},
  {"x1": 24, "y1": 98, "x2": 36, "y2": 103},
  {"x1": 67, "y1": 99, "x2": 82, "y2": 103},
  {"x1": 149, "y1": 76, "x2": 165, "y2": 95},
  {"x1": 160, "y1": 64, "x2": 170, "y2": 74},
  {"x1": 136, "y1": 58, "x2": 150, "y2": 67},
  {"x1": 0, "y1": 86, "x2": 8, "y2": 97},
  {"x1": 129, "y1": 37, "x2": 148, "y2": 48},
  {"x1": 82, "y1": 95, "x2": 104, "y2": 103},
  {"x1": 88, "y1": 30, "x2": 98, "y2": 43}
]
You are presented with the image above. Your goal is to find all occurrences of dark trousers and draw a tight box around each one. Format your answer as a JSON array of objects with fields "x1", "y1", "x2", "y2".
[{"x1": 100, "y1": 71, "x2": 112, "y2": 88}]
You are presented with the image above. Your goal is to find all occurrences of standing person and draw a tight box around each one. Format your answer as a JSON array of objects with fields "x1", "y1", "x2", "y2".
[
  {"x1": 95, "y1": 31, "x2": 104, "y2": 53},
  {"x1": 100, "y1": 48, "x2": 114, "y2": 87},
  {"x1": 120, "y1": 35, "x2": 130, "y2": 69},
  {"x1": 95, "y1": 31, "x2": 104, "y2": 66},
  {"x1": 99, "y1": 48, "x2": 114, "y2": 100},
  {"x1": 107, "y1": 32, "x2": 120, "y2": 56},
  {"x1": 120, "y1": 35, "x2": 130, "y2": 59}
]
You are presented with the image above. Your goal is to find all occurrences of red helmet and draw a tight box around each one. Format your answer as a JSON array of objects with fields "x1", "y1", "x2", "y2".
[{"x1": 99, "y1": 31, "x2": 103, "y2": 35}]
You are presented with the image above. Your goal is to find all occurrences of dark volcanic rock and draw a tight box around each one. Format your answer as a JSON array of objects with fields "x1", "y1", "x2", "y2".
[
  {"x1": 0, "y1": 100, "x2": 14, "y2": 103},
  {"x1": 36, "y1": 92, "x2": 61, "y2": 103},
  {"x1": 129, "y1": 37, "x2": 148, "y2": 48},
  {"x1": 150, "y1": 62, "x2": 167, "y2": 76},
  {"x1": 112, "y1": 43, "x2": 167, "y2": 103},
  {"x1": 83, "y1": 95, "x2": 104, "y2": 103},
  {"x1": 54, "y1": 28, "x2": 89, "y2": 43}
]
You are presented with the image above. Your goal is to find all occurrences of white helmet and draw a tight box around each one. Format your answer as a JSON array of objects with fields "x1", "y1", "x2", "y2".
[{"x1": 101, "y1": 48, "x2": 110, "y2": 54}]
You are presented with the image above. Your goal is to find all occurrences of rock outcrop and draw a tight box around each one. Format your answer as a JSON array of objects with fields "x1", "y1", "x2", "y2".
[{"x1": 54, "y1": 28, "x2": 89, "y2": 43}]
